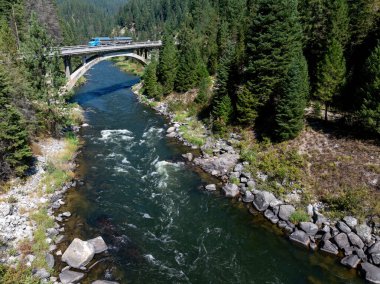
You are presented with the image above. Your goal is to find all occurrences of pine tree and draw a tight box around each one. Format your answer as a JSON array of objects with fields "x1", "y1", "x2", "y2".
[
  {"x1": 143, "y1": 57, "x2": 162, "y2": 99},
  {"x1": 175, "y1": 26, "x2": 203, "y2": 92},
  {"x1": 238, "y1": 0, "x2": 303, "y2": 128},
  {"x1": 315, "y1": 38, "x2": 346, "y2": 120},
  {"x1": 213, "y1": 42, "x2": 235, "y2": 125},
  {"x1": 275, "y1": 51, "x2": 309, "y2": 140},
  {"x1": 157, "y1": 30, "x2": 178, "y2": 95},
  {"x1": 0, "y1": 65, "x2": 32, "y2": 179},
  {"x1": 358, "y1": 42, "x2": 380, "y2": 134}
]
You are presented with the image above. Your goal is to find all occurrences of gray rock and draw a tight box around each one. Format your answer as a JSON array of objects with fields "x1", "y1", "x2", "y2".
[
  {"x1": 252, "y1": 191, "x2": 276, "y2": 212},
  {"x1": 34, "y1": 268, "x2": 50, "y2": 279},
  {"x1": 334, "y1": 233, "x2": 350, "y2": 250},
  {"x1": 61, "y1": 238, "x2": 95, "y2": 268},
  {"x1": 307, "y1": 204, "x2": 314, "y2": 217},
  {"x1": 240, "y1": 177, "x2": 248, "y2": 183},
  {"x1": 355, "y1": 248, "x2": 367, "y2": 261},
  {"x1": 310, "y1": 242, "x2": 318, "y2": 251},
  {"x1": 45, "y1": 253, "x2": 55, "y2": 269},
  {"x1": 233, "y1": 163, "x2": 244, "y2": 172},
  {"x1": 341, "y1": 254, "x2": 361, "y2": 269},
  {"x1": 337, "y1": 221, "x2": 352, "y2": 234},
  {"x1": 62, "y1": 212, "x2": 71, "y2": 218},
  {"x1": 205, "y1": 184, "x2": 216, "y2": 191},
  {"x1": 314, "y1": 212, "x2": 328, "y2": 227},
  {"x1": 269, "y1": 199, "x2": 283, "y2": 208},
  {"x1": 222, "y1": 183, "x2": 240, "y2": 198},
  {"x1": 46, "y1": 228, "x2": 59, "y2": 237},
  {"x1": 88, "y1": 236, "x2": 108, "y2": 254},
  {"x1": 92, "y1": 281, "x2": 119, "y2": 284},
  {"x1": 348, "y1": 232, "x2": 365, "y2": 249},
  {"x1": 166, "y1": 132, "x2": 176, "y2": 138},
  {"x1": 0, "y1": 204, "x2": 11, "y2": 217},
  {"x1": 242, "y1": 191, "x2": 255, "y2": 203},
  {"x1": 182, "y1": 153, "x2": 193, "y2": 162},
  {"x1": 355, "y1": 224, "x2": 372, "y2": 244},
  {"x1": 246, "y1": 180, "x2": 256, "y2": 190},
  {"x1": 299, "y1": 222, "x2": 319, "y2": 236},
  {"x1": 321, "y1": 240, "x2": 339, "y2": 255},
  {"x1": 278, "y1": 205, "x2": 295, "y2": 221},
  {"x1": 166, "y1": 127, "x2": 175, "y2": 133},
  {"x1": 278, "y1": 220, "x2": 287, "y2": 228},
  {"x1": 368, "y1": 242, "x2": 380, "y2": 265},
  {"x1": 343, "y1": 216, "x2": 358, "y2": 229},
  {"x1": 289, "y1": 230, "x2": 310, "y2": 248},
  {"x1": 264, "y1": 209, "x2": 279, "y2": 224},
  {"x1": 361, "y1": 262, "x2": 380, "y2": 284},
  {"x1": 59, "y1": 270, "x2": 85, "y2": 284}
]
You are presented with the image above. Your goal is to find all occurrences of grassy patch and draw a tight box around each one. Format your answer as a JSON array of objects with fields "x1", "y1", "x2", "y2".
[
  {"x1": 239, "y1": 131, "x2": 304, "y2": 196},
  {"x1": 179, "y1": 119, "x2": 206, "y2": 147},
  {"x1": 112, "y1": 57, "x2": 144, "y2": 76},
  {"x1": 0, "y1": 264, "x2": 39, "y2": 284},
  {"x1": 30, "y1": 207, "x2": 55, "y2": 270},
  {"x1": 289, "y1": 209, "x2": 310, "y2": 224}
]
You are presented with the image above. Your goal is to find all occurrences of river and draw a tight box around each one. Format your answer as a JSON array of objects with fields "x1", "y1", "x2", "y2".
[{"x1": 60, "y1": 60, "x2": 363, "y2": 283}]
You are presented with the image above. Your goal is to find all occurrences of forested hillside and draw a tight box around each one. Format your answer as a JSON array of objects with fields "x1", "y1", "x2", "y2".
[
  {"x1": 0, "y1": 0, "x2": 71, "y2": 181},
  {"x1": 119, "y1": 0, "x2": 380, "y2": 139},
  {"x1": 57, "y1": 0, "x2": 127, "y2": 44}
]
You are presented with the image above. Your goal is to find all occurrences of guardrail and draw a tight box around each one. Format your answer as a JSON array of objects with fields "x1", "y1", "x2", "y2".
[{"x1": 58, "y1": 41, "x2": 162, "y2": 56}]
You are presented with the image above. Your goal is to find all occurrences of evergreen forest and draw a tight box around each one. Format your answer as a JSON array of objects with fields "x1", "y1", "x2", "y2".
[{"x1": 118, "y1": 0, "x2": 380, "y2": 140}]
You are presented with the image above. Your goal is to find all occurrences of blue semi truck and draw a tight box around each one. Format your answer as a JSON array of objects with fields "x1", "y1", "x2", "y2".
[{"x1": 88, "y1": 37, "x2": 133, "y2": 47}]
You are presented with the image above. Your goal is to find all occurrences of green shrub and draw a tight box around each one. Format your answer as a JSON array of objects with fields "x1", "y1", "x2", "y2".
[{"x1": 289, "y1": 209, "x2": 310, "y2": 224}]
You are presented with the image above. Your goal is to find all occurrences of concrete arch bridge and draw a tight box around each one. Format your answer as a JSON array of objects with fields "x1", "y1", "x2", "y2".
[{"x1": 59, "y1": 41, "x2": 161, "y2": 91}]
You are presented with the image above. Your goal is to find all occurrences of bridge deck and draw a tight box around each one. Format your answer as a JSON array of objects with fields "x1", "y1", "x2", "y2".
[{"x1": 59, "y1": 41, "x2": 162, "y2": 56}]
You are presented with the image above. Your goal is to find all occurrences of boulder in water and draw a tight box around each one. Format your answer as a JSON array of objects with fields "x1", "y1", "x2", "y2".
[
  {"x1": 88, "y1": 236, "x2": 108, "y2": 254},
  {"x1": 289, "y1": 230, "x2": 310, "y2": 248},
  {"x1": 252, "y1": 191, "x2": 276, "y2": 212},
  {"x1": 59, "y1": 269, "x2": 85, "y2": 284},
  {"x1": 361, "y1": 262, "x2": 380, "y2": 284},
  {"x1": 61, "y1": 238, "x2": 95, "y2": 268}
]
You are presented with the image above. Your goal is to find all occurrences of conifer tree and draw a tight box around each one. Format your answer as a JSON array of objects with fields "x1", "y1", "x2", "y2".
[
  {"x1": 157, "y1": 31, "x2": 178, "y2": 95},
  {"x1": 175, "y1": 26, "x2": 203, "y2": 92},
  {"x1": 315, "y1": 39, "x2": 346, "y2": 120},
  {"x1": 358, "y1": 42, "x2": 380, "y2": 134},
  {"x1": 238, "y1": 0, "x2": 303, "y2": 128},
  {"x1": 275, "y1": 51, "x2": 309, "y2": 140},
  {"x1": 143, "y1": 57, "x2": 162, "y2": 100},
  {"x1": 0, "y1": 64, "x2": 31, "y2": 179}
]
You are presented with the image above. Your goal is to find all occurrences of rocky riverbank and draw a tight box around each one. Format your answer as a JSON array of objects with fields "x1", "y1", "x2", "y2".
[{"x1": 132, "y1": 83, "x2": 380, "y2": 284}]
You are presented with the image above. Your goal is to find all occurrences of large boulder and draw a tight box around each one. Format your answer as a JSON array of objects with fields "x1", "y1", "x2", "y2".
[
  {"x1": 88, "y1": 236, "x2": 108, "y2": 254},
  {"x1": 252, "y1": 191, "x2": 276, "y2": 212},
  {"x1": 242, "y1": 191, "x2": 255, "y2": 203},
  {"x1": 205, "y1": 184, "x2": 217, "y2": 192},
  {"x1": 343, "y1": 216, "x2": 358, "y2": 229},
  {"x1": 45, "y1": 253, "x2": 55, "y2": 269},
  {"x1": 289, "y1": 230, "x2": 310, "y2": 248},
  {"x1": 222, "y1": 183, "x2": 240, "y2": 198},
  {"x1": 341, "y1": 254, "x2": 361, "y2": 269},
  {"x1": 368, "y1": 242, "x2": 380, "y2": 265},
  {"x1": 355, "y1": 224, "x2": 372, "y2": 244},
  {"x1": 361, "y1": 262, "x2": 380, "y2": 284},
  {"x1": 299, "y1": 222, "x2": 318, "y2": 236},
  {"x1": 278, "y1": 205, "x2": 295, "y2": 221},
  {"x1": 337, "y1": 221, "x2": 351, "y2": 234},
  {"x1": 264, "y1": 209, "x2": 279, "y2": 224},
  {"x1": 334, "y1": 233, "x2": 350, "y2": 250},
  {"x1": 62, "y1": 238, "x2": 95, "y2": 268},
  {"x1": 321, "y1": 240, "x2": 339, "y2": 255},
  {"x1": 347, "y1": 232, "x2": 365, "y2": 249},
  {"x1": 59, "y1": 270, "x2": 85, "y2": 284}
]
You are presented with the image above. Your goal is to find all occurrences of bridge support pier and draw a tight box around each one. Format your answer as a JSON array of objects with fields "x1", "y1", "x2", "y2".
[
  {"x1": 144, "y1": 49, "x2": 148, "y2": 59},
  {"x1": 64, "y1": 56, "x2": 72, "y2": 78},
  {"x1": 82, "y1": 56, "x2": 87, "y2": 65}
]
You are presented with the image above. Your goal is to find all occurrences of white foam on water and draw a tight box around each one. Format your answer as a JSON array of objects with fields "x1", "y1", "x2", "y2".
[
  {"x1": 142, "y1": 213, "x2": 153, "y2": 219},
  {"x1": 153, "y1": 160, "x2": 183, "y2": 188},
  {"x1": 143, "y1": 254, "x2": 189, "y2": 281},
  {"x1": 100, "y1": 129, "x2": 134, "y2": 142},
  {"x1": 114, "y1": 166, "x2": 129, "y2": 173},
  {"x1": 121, "y1": 157, "x2": 130, "y2": 164},
  {"x1": 127, "y1": 223, "x2": 137, "y2": 229}
]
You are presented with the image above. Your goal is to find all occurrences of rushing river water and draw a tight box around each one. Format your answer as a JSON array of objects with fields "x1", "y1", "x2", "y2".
[{"x1": 61, "y1": 60, "x2": 364, "y2": 283}]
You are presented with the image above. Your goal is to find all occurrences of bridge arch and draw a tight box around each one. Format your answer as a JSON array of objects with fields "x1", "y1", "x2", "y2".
[{"x1": 65, "y1": 52, "x2": 147, "y2": 91}]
